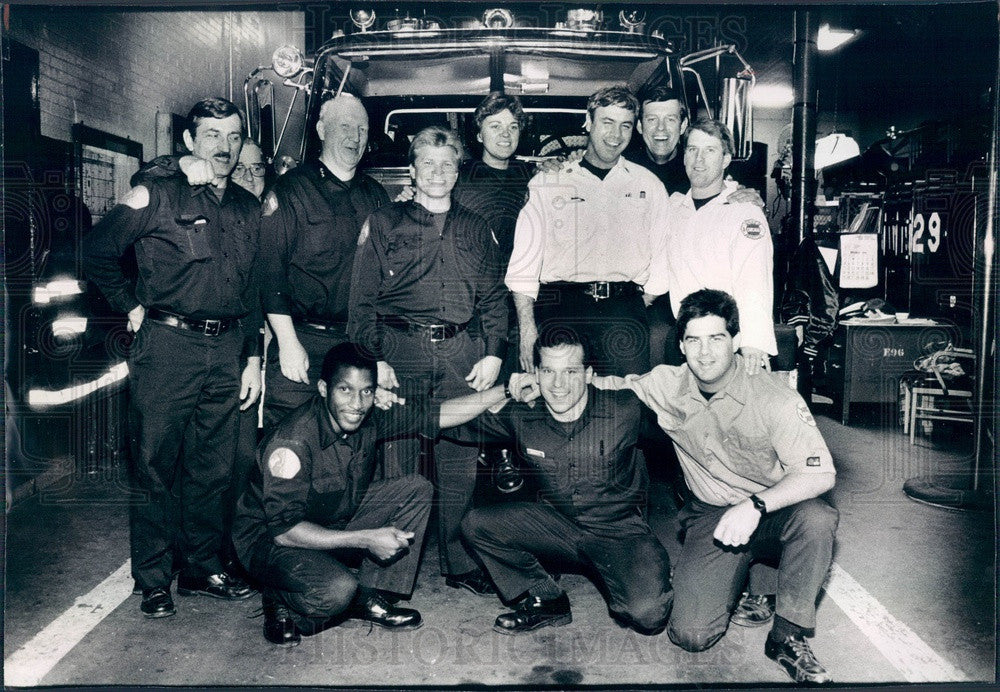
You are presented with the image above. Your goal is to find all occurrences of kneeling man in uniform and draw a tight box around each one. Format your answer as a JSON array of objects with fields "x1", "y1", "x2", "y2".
[
  {"x1": 594, "y1": 289, "x2": 838, "y2": 684},
  {"x1": 232, "y1": 342, "x2": 510, "y2": 646},
  {"x1": 462, "y1": 326, "x2": 674, "y2": 636}
]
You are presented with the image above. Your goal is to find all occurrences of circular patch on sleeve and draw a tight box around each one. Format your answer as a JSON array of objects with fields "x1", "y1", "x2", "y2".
[
  {"x1": 267, "y1": 447, "x2": 301, "y2": 479},
  {"x1": 796, "y1": 402, "x2": 817, "y2": 427},
  {"x1": 741, "y1": 218, "x2": 765, "y2": 240}
]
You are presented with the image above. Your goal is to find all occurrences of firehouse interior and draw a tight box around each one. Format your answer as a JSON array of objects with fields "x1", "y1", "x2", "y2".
[{"x1": 4, "y1": 1, "x2": 998, "y2": 687}]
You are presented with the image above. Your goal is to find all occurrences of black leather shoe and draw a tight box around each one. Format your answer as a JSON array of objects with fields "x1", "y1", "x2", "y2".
[
  {"x1": 731, "y1": 592, "x2": 775, "y2": 627},
  {"x1": 347, "y1": 590, "x2": 422, "y2": 630},
  {"x1": 140, "y1": 588, "x2": 176, "y2": 619},
  {"x1": 765, "y1": 633, "x2": 832, "y2": 684},
  {"x1": 445, "y1": 569, "x2": 497, "y2": 597},
  {"x1": 263, "y1": 598, "x2": 301, "y2": 647},
  {"x1": 494, "y1": 450, "x2": 524, "y2": 493},
  {"x1": 177, "y1": 572, "x2": 255, "y2": 600},
  {"x1": 494, "y1": 592, "x2": 572, "y2": 635}
]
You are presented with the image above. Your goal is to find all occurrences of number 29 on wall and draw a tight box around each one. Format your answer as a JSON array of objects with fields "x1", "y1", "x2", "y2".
[{"x1": 910, "y1": 211, "x2": 942, "y2": 254}]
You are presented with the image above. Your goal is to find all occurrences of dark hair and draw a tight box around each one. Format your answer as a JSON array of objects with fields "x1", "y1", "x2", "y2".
[
  {"x1": 683, "y1": 118, "x2": 735, "y2": 157},
  {"x1": 408, "y1": 125, "x2": 466, "y2": 164},
  {"x1": 474, "y1": 92, "x2": 527, "y2": 130},
  {"x1": 676, "y1": 289, "x2": 741, "y2": 339},
  {"x1": 532, "y1": 323, "x2": 593, "y2": 368},
  {"x1": 185, "y1": 97, "x2": 243, "y2": 138},
  {"x1": 586, "y1": 85, "x2": 639, "y2": 120},
  {"x1": 638, "y1": 85, "x2": 688, "y2": 122},
  {"x1": 320, "y1": 342, "x2": 377, "y2": 387}
]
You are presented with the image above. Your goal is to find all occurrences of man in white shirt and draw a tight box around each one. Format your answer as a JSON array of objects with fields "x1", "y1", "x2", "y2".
[
  {"x1": 505, "y1": 85, "x2": 671, "y2": 377},
  {"x1": 662, "y1": 119, "x2": 776, "y2": 373}
]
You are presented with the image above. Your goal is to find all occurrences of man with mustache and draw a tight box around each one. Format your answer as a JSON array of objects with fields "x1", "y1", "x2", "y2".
[{"x1": 84, "y1": 97, "x2": 261, "y2": 618}]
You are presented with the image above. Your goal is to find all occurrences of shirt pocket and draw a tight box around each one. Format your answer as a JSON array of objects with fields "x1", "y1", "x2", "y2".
[
  {"x1": 312, "y1": 466, "x2": 347, "y2": 494},
  {"x1": 173, "y1": 216, "x2": 214, "y2": 260},
  {"x1": 723, "y1": 429, "x2": 776, "y2": 482},
  {"x1": 300, "y1": 210, "x2": 358, "y2": 257},
  {"x1": 384, "y1": 232, "x2": 422, "y2": 273}
]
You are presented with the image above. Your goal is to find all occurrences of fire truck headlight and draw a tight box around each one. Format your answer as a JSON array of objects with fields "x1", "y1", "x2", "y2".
[
  {"x1": 483, "y1": 9, "x2": 514, "y2": 29},
  {"x1": 272, "y1": 45, "x2": 305, "y2": 78},
  {"x1": 350, "y1": 9, "x2": 377, "y2": 32}
]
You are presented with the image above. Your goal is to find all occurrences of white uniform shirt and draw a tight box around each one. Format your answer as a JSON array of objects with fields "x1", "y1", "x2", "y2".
[
  {"x1": 665, "y1": 189, "x2": 777, "y2": 354},
  {"x1": 505, "y1": 157, "x2": 671, "y2": 299}
]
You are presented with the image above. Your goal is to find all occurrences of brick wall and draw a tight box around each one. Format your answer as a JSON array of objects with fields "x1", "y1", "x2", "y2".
[{"x1": 8, "y1": 7, "x2": 305, "y2": 159}]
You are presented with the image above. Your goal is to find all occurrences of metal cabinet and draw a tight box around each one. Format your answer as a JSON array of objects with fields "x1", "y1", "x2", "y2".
[{"x1": 826, "y1": 320, "x2": 958, "y2": 425}]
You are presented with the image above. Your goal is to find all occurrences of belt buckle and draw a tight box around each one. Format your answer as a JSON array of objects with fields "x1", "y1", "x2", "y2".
[
  {"x1": 428, "y1": 325, "x2": 447, "y2": 342},
  {"x1": 589, "y1": 282, "x2": 610, "y2": 301},
  {"x1": 203, "y1": 319, "x2": 222, "y2": 336}
]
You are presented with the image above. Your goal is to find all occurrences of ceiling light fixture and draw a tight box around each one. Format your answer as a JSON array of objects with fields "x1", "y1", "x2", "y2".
[{"x1": 818, "y1": 24, "x2": 860, "y2": 52}]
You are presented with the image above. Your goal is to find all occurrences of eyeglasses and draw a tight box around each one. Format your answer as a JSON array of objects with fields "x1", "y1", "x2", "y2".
[{"x1": 234, "y1": 163, "x2": 266, "y2": 177}]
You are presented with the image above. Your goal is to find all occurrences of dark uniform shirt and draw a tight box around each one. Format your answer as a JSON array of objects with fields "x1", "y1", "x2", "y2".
[
  {"x1": 262, "y1": 160, "x2": 389, "y2": 323},
  {"x1": 232, "y1": 395, "x2": 440, "y2": 557},
  {"x1": 623, "y1": 145, "x2": 688, "y2": 195},
  {"x1": 348, "y1": 200, "x2": 508, "y2": 358},
  {"x1": 458, "y1": 386, "x2": 649, "y2": 536},
  {"x1": 82, "y1": 176, "x2": 263, "y2": 354},
  {"x1": 452, "y1": 159, "x2": 533, "y2": 268}
]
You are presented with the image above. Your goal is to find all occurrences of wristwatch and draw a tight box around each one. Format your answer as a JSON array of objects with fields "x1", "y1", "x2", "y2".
[
  {"x1": 749, "y1": 494, "x2": 767, "y2": 516},
  {"x1": 503, "y1": 382, "x2": 512, "y2": 400}
]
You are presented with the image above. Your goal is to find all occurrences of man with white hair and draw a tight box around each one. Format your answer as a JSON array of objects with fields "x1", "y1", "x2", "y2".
[{"x1": 260, "y1": 93, "x2": 390, "y2": 431}]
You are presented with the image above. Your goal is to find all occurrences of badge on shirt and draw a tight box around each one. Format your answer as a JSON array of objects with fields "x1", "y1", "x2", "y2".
[
  {"x1": 741, "y1": 218, "x2": 765, "y2": 240},
  {"x1": 796, "y1": 402, "x2": 817, "y2": 427},
  {"x1": 262, "y1": 191, "x2": 279, "y2": 217},
  {"x1": 526, "y1": 447, "x2": 546, "y2": 458},
  {"x1": 806, "y1": 456, "x2": 821, "y2": 467},
  {"x1": 267, "y1": 447, "x2": 301, "y2": 479}
]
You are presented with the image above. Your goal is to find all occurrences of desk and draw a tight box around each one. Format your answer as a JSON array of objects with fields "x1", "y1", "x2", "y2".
[{"x1": 826, "y1": 320, "x2": 958, "y2": 425}]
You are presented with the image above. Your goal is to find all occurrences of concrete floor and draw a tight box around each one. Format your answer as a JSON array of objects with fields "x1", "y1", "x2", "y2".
[{"x1": 4, "y1": 403, "x2": 996, "y2": 687}]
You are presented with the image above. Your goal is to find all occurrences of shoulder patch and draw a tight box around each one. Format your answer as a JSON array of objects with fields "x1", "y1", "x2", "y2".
[
  {"x1": 267, "y1": 447, "x2": 301, "y2": 479},
  {"x1": 122, "y1": 185, "x2": 149, "y2": 210},
  {"x1": 740, "y1": 218, "x2": 765, "y2": 240},
  {"x1": 262, "y1": 191, "x2": 279, "y2": 217},
  {"x1": 796, "y1": 402, "x2": 817, "y2": 427},
  {"x1": 357, "y1": 219, "x2": 371, "y2": 247},
  {"x1": 806, "y1": 456, "x2": 821, "y2": 467}
]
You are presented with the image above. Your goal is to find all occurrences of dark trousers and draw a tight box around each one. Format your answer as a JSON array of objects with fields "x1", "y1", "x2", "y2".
[
  {"x1": 264, "y1": 324, "x2": 347, "y2": 432},
  {"x1": 647, "y1": 293, "x2": 685, "y2": 367},
  {"x1": 244, "y1": 475, "x2": 432, "y2": 630},
  {"x1": 127, "y1": 319, "x2": 242, "y2": 589},
  {"x1": 535, "y1": 286, "x2": 649, "y2": 376},
  {"x1": 462, "y1": 502, "x2": 674, "y2": 633},
  {"x1": 380, "y1": 328, "x2": 484, "y2": 577},
  {"x1": 668, "y1": 496, "x2": 838, "y2": 652}
]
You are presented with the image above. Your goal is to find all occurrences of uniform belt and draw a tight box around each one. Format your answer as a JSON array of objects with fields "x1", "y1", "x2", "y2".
[
  {"x1": 146, "y1": 308, "x2": 237, "y2": 336},
  {"x1": 293, "y1": 317, "x2": 347, "y2": 332},
  {"x1": 544, "y1": 281, "x2": 639, "y2": 301},
  {"x1": 380, "y1": 315, "x2": 468, "y2": 342}
]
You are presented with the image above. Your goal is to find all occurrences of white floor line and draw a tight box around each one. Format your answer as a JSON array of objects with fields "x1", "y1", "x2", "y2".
[
  {"x1": 4, "y1": 560, "x2": 133, "y2": 687},
  {"x1": 824, "y1": 562, "x2": 970, "y2": 682}
]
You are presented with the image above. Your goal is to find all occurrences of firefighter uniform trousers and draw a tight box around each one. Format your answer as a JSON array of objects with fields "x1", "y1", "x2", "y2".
[
  {"x1": 381, "y1": 328, "x2": 484, "y2": 578},
  {"x1": 127, "y1": 319, "x2": 243, "y2": 588},
  {"x1": 245, "y1": 475, "x2": 432, "y2": 632},
  {"x1": 463, "y1": 503, "x2": 674, "y2": 633}
]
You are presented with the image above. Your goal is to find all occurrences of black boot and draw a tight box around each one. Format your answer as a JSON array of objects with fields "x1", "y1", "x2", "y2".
[
  {"x1": 493, "y1": 448, "x2": 524, "y2": 494},
  {"x1": 263, "y1": 597, "x2": 300, "y2": 647}
]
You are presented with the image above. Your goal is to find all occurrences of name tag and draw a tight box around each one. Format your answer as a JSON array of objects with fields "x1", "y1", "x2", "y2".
[{"x1": 526, "y1": 447, "x2": 545, "y2": 458}]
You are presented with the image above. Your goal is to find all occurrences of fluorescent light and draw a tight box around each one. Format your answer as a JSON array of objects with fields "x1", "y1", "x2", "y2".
[
  {"x1": 27, "y1": 361, "x2": 129, "y2": 408},
  {"x1": 33, "y1": 279, "x2": 84, "y2": 304},
  {"x1": 818, "y1": 24, "x2": 859, "y2": 52},
  {"x1": 51, "y1": 316, "x2": 88, "y2": 338},
  {"x1": 815, "y1": 132, "x2": 861, "y2": 168},
  {"x1": 752, "y1": 84, "x2": 793, "y2": 109}
]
